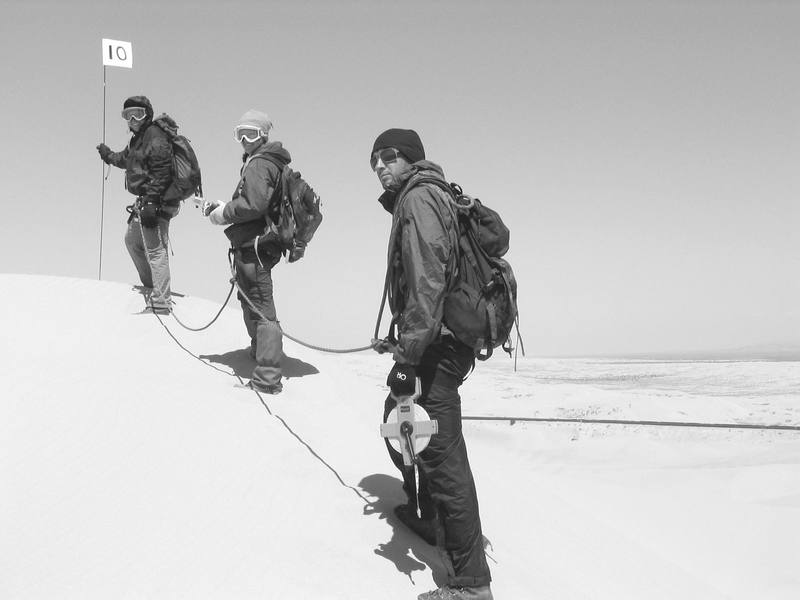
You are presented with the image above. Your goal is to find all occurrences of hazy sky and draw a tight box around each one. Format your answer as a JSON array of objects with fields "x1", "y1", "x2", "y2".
[{"x1": 1, "y1": 0, "x2": 798, "y2": 356}]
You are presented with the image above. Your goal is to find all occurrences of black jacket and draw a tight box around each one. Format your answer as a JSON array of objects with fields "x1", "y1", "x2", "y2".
[{"x1": 106, "y1": 121, "x2": 173, "y2": 202}]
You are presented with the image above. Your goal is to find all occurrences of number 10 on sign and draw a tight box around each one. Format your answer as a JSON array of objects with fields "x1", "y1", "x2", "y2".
[{"x1": 102, "y1": 39, "x2": 132, "y2": 69}]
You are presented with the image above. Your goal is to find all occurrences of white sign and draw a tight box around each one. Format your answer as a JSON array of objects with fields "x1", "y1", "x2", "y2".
[{"x1": 102, "y1": 39, "x2": 132, "y2": 69}]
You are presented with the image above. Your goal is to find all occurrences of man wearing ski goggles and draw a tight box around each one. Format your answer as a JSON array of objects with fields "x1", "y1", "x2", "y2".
[
  {"x1": 121, "y1": 106, "x2": 148, "y2": 122},
  {"x1": 234, "y1": 125, "x2": 267, "y2": 144},
  {"x1": 203, "y1": 109, "x2": 287, "y2": 395},
  {"x1": 95, "y1": 95, "x2": 175, "y2": 315}
]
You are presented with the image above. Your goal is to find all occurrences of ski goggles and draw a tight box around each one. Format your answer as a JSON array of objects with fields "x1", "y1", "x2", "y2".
[
  {"x1": 121, "y1": 106, "x2": 148, "y2": 121},
  {"x1": 370, "y1": 148, "x2": 403, "y2": 170},
  {"x1": 234, "y1": 125, "x2": 264, "y2": 144}
]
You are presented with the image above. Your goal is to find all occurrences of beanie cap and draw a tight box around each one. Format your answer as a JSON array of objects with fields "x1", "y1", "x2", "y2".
[
  {"x1": 238, "y1": 109, "x2": 273, "y2": 134},
  {"x1": 371, "y1": 128, "x2": 425, "y2": 164}
]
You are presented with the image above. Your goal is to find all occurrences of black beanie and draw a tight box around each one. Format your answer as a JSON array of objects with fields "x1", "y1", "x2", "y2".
[
  {"x1": 123, "y1": 95, "x2": 153, "y2": 120},
  {"x1": 371, "y1": 128, "x2": 425, "y2": 164}
]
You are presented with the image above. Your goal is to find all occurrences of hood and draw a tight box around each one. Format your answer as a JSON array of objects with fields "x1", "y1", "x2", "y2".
[
  {"x1": 377, "y1": 160, "x2": 446, "y2": 214},
  {"x1": 245, "y1": 140, "x2": 291, "y2": 167}
]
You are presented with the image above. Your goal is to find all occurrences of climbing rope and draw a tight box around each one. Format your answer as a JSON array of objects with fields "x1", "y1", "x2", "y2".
[
  {"x1": 231, "y1": 268, "x2": 372, "y2": 354},
  {"x1": 280, "y1": 329, "x2": 372, "y2": 354},
  {"x1": 170, "y1": 280, "x2": 236, "y2": 332},
  {"x1": 135, "y1": 211, "x2": 236, "y2": 333},
  {"x1": 144, "y1": 261, "x2": 799, "y2": 436},
  {"x1": 166, "y1": 251, "x2": 372, "y2": 354},
  {"x1": 135, "y1": 209, "x2": 236, "y2": 334},
  {"x1": 142, "y1": 249, "x2": 798, "y2": 434}
]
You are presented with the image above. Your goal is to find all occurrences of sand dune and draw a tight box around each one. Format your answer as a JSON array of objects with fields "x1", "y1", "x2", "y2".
[{"x1": 2, "y1": 274, "x2": 798, "y2": 599}]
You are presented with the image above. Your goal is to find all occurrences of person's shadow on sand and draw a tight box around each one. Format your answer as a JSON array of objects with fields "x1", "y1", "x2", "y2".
[
  {"x1": 359, "y1": 473, "x2": 450, "y2": 587},
  {"x1": 200, "y1": 348, "x2": 319, "y2": 379}
]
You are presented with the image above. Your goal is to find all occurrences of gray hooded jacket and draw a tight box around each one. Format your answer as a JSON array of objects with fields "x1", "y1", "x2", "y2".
[
  {"x1": 380, "y1": 161, "x2": 459, "y2": 365},
  {"x1": 223, "y1": 141, "x2": 292, "y2": 249}
]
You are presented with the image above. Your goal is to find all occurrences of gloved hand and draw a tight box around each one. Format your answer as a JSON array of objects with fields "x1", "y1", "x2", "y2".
[
  {"x1": 139, "y1": 202, "x2": 160, "y2": 228},
  {"x1": 96, "y1": 143, "x2": 112, "y2": 163},
  {"x1": 208, "y1": 203, "x2": 228, "y2": 225},
  {"x1": 387, "y1": 363, "x2": 417, "y2": 398},
  {"x1": 201, "y1": 199, "x2": 219, "y2": 216},
  {"x1": 371, "y1": 338, "x2": 396, "y2": 355},
  {"x1": 287, "y1": 241, "x2": 306, "y2": 263}
]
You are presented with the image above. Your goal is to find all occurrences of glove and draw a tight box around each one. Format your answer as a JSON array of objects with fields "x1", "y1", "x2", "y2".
[
  {"x1": 139, "y1": 202, "x2": 160, "y2": 228},
  {"x1": 201, "y1": 199, "x2": 219, "y2": 216},
  {"x1": 371, "y1": 338, "x2": 396, "y2": 355},
  {"x1": 96, "y1": 143, "x2": 112, "y2": 163},
  {"x1": 387, "y1": 363, "x2": 417, "y2": 398},
  {"x1": 208, "y1": 204, "x2": 227, "y2": 225},
  {"x1": 287, "y1": 241, "x2": 306, "y2": 263}
]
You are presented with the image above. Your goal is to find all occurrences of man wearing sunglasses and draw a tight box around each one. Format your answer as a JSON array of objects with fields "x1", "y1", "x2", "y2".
[
  {"x1": 202, "y1": 109, "x2": 290, "y2": 394},
  {"x1": 96, "y1": 95, "x2": 176, "y2": 314},
  {"x1": 371, "y1": 129, "x2": 493, "y2": 600}
]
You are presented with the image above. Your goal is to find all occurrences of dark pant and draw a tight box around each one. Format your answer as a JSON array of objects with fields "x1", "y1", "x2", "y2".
[
  {"x1": 232, "y1": 247, "x2": 283, "y2": 389},
  {"x1": 382, "y1": 337, "x2": 491, "y2": 588}
]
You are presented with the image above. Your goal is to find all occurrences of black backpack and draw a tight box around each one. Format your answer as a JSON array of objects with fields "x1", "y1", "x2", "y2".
[
  {"x1": 435, "y1": 181, "x2": 521, "y2": 360},
  {"x1": 244, "y1": 155, "x2": 323, "y2": 259},
  {"x1": 272, "y1": 167, "x2": 323, "y2": 252},
  {"x1": 376, "y1": 177, "x2": 522, "y2": 361},
  {"x1": 152, "y1": 113, "x2": 202, "y2": 205}
]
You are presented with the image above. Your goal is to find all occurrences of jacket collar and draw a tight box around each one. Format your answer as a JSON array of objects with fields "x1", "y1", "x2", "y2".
[{"x1": 376, "y1": 160, "x2": 446, "y2": 214}]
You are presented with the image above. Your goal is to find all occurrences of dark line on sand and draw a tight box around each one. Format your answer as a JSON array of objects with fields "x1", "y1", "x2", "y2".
[
  {"x1": 463, "y1": 415, "x2": 800, "y2": 432},
  {"x1": 154, "y1": 312, "x2": 369, "y2": 503}
]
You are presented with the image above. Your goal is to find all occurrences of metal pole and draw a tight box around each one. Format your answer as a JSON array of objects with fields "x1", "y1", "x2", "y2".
[{"x1": 98, "y1": 65, "x2": 107, "y2": 280}]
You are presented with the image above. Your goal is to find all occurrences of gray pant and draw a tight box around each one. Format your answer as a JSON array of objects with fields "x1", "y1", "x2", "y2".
[
  {"x1": 125, "y1": 216, "x2": 171, "y2": 309},
  {"x1": 232, "y1": 247, "x2": 283, "y2": 389}
]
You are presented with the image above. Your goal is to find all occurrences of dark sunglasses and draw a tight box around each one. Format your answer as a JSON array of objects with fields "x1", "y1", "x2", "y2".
[{"x1": 370, "y1": 148, "x2": 403, "y2": 170}]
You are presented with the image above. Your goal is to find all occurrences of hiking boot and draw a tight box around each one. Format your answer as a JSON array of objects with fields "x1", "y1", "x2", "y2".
[
  {"x1": 394, "y1": 504, "x2": 437, "y2": 545},
  {"x1": 146, "y1": 305, "x2": 171, "y2": 315},
  {"x1": 417, "y1": 585, "x2": 493, "y2": 600},
  {"x1": 132, "y1": 285, "x2": 153, "y2": 298},
  {"x1": 247, "y1": 380, "x2": 282, "y2": 395}
]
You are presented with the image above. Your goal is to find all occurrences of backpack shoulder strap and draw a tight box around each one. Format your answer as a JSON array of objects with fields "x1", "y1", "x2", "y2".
[
  {"x1": 396, "y1": 176, "x2": 462, "y2": 227},
  {"x1": 242, "y1": 155, "x2": 289, "y2": 223},
  {"x1": 244, "y1": 152, "x2": 281, "y2": 171},
  {"x1": 241, "y1": 154, "x2": 284, "y2": 190},
  {"x1": 376, "y1": 176, "x2": 464, "y2": 341},
  {"x1": 401, "y1": 175, "x2": 454, "y2": 201}
]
